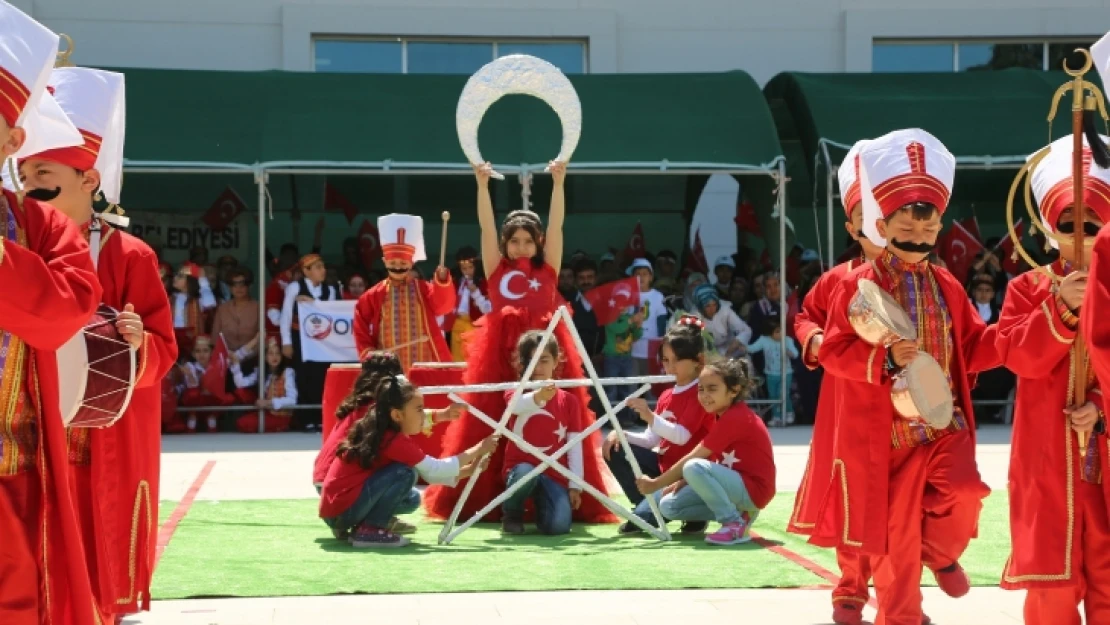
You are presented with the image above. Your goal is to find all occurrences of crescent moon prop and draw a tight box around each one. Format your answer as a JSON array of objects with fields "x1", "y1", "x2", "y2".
[
  {"x1": 456, "y1": 54, "x2": 582, "y2": 180},
  {"x1": 512, "y1": 408, "x2": 555, "y2": 454},
  {"x1": 499, "y1": 270, "x2": 527, "y2": 300}
]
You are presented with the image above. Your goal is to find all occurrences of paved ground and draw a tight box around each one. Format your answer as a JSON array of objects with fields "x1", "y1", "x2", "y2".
[{"x1": 132, "y1": 424, "x2": 1024, "y2": 625}]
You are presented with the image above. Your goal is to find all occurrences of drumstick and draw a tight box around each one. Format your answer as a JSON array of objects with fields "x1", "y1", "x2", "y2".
[
  {"x1": 386, "y1": 336, "x2": 430, "y2": 353},
  {"x1": 439, "y1": 211, "x2": 450, "y2": 269}
]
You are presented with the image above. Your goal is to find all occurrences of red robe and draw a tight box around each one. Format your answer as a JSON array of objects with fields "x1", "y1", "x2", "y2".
[
  {"x1": 353, "y1": 275, "x2": 455, "y2": 372},
  {"x1": 0, "y1": 190, "x2": 104, "y2": 625},
  {"x1": 789, "y1": 258, "x2": 861, "y2": 534},
  {"x1": 424, "y1": 257, "x2": 618, "y2": 524},
  {"x1": 813, "y1": 258, "x2": 998, "y2": 555},
  {"x1": 998, "y1": 261, "x2": 1109, "y2": 590},
  {"x1": 69, "y1": 223, "x2": 177, "y2": 616},
  {"x1": 1088, "y1": 227, "x2": 1110, "y2": 411},
  {"x1": 788, "y1": 258, "x2": 872, "y2": 611}
]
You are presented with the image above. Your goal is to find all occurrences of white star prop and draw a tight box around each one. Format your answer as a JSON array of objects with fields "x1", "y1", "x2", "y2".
[
  {"x1": 719, "y1": 450, "x2": 738, "y2": 469},
  {"x1": 437, "y1": 306, "x2": 673, "y2": 544}
]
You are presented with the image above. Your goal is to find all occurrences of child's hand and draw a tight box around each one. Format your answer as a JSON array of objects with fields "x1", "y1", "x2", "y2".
[
  {"x1": 663, "y1": 479, "x2": 685, "y2": 496},
  {"x1": 569, "y1": 489, "x2": 582, "y2": 510},
  {"x1": 627, "y1": 397, "x2": 654, "y2": 424},
  {"x1": 636, "y1": 475, "x2": 659, "y2": 495},
  {"x1": 437, "y1": 403, "x2": 466, "y2": 422},
  {"x1": 282, "y1": 345, "x2": 294, "y2": 359},
  {"x1": 477, "y1": 434, "x2": 500, "y2": 456},
  {"x1": 535, "y1": 384, "x2": 557, "y2": 405},
  {"x1": 255, "y1": 399, "x2": 272, "y2": 409},
  {"x1": 631, "y1": 311, "x2": 645, "y2": 326},
  {"x1": 602, "y1": 430, "x2": 620, "y2": 461}
]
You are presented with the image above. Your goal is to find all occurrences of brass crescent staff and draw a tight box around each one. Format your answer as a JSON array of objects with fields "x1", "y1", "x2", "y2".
[{"x1": 1005, "y1": 48, "x2": 1110, "y2": 459}]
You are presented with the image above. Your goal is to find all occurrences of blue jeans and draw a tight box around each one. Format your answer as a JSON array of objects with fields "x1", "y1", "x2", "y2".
[
  {"x1": 325, "y1": 462, "x2": 421, "y2": 532},
  {"x1": 765, "y1": 373, "x2": 793, "y2": 422},
  {"x1": 502, "y1": 462, "x2": 573, "y2": 535},
  {"x1": 659, "y1": 458, "x2": 760, "y2": 525},
  {"x1": 604, "y1": 355, "x2": 637, "y2": 419}
]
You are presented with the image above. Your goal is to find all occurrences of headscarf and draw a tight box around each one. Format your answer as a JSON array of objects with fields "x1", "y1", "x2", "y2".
[{"x1": 694, "y1": 284, "x2": 719, "y2": 315}]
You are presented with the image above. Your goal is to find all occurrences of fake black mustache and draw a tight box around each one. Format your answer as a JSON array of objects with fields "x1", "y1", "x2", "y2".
[
  {"x1": 386, "y1": 267, "x2": 410, "y2": 275},
  {"x1": 26, "y1": 186, "x2": 61, "y2": 202},
  {"x1": 890, "y1": 239, "x2": 935, "y2": 254},
  {"x1": 1056, "y1": 221, "x2": 1102, "y2": 237}
]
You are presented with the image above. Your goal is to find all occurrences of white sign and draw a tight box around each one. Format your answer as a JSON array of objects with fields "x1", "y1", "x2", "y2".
[
  {"x1": 298, "y1": 300, "x2": 358, "y2": 363},
  {"x1": 128, "y1": 212, "x2": 249, "y2": 265}
]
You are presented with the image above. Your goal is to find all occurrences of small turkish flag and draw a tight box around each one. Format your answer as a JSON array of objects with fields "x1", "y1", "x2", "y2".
[
  {"x1": 735, "y1": 200, "x2": 760, "y2": 235},
  {"x1": 939, "y1": 221, "x2": 985, "y2": 283},
  {"x1": 583, "y1": 276, "x2": 640, "y2": 326},
  {"x1": 201, "y1": 186, "x2": 246, "y2": 231},
  {"x1": 324, "y1": 181, "x2": 359, "y2": 225},
  {"x1": 682, "y1": 228, "x2": 710, "y2": 277},
  {"x1": 202, "y1": 334, "x2": 235, "y2": 403},
  {"x1": 624, "y1": 222, "x2": 646, "y2": 260},
  {"x1": 357, "y1": 219, "x2": 381, "y2": 267},
  {"x1": 997, "y1": 220, "x2": 1025, "y2": 276}
]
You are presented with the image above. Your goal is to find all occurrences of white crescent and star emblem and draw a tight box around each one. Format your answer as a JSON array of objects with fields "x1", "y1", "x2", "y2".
[
  {"x1": 718, "y1": 450, "x2": 739, "y2": 469},
  {"x1": 500, "y1": 270, "x2": 542, "y2": 300},
  {"x1": 360, "y1": 232, "x2": 378, "y2": 250},
  {"x1": 554, "y1": 423, "x2": 568, "y2": 442},
  {"x1": 512, "y1": 407, "x2": 557, "y2": 453},
  {"x1": 613, "y1": 284, "x2": 633, "y2": 301},
  {"x1": 630, "y1": 234, "x2": 643, "y2": 250},
  {"x1": 950, "y1": 239, "x2": 967, "y2": 263}
]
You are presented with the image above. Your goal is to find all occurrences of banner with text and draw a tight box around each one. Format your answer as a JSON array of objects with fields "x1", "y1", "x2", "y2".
[
  {"x1": 298, "y1": 300, "x2": 358, "y2": 363},
  {"x1": 129, "y1": 211, "x2": 250, "y2": 265}
]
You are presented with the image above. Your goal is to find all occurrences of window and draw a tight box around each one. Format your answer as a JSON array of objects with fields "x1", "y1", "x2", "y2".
[
  {"x1": 314, "y1": 37, "x2": 588, "y2": 75},
  {"x1": 873, "y1": 39, "x2": 1096, "y2": 73}
]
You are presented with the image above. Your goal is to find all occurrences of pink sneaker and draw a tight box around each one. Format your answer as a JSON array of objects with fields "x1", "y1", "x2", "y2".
[{"x1": 705, "y1": 513, "x2": 752, "y2": 546}]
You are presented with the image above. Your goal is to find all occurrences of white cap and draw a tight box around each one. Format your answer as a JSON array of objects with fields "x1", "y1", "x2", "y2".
[
  {"x1": 837, "y1": 139, "x2": 870, "y2": 217},
  {"x1": 0, "y1": 1, "x2": 81, "y2": 158},
  {"x1": 858, "y1": 128, "x2": 955, "y2": 247},
  {"x1": 1029, "y1": 133, "x2": 1110, "y2": 249},
  {"x1": 626, "y1": 257, "x2": 653, "y2": 275},
  {"x1": 713, "y1": 255, "x2": 736, "y2": 269},
  {"x1": 378, "y1": 213, "x2": 426, "y2": 262},
  {"x1": 27, "y1": 68, "x2": 126, "y2": 203}
]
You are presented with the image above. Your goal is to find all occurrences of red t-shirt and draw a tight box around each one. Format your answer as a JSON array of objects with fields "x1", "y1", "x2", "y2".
[
  {"x1": 654, "y1": 381, "x2": 715, "y2": 472},
  {"x1": 318, "y1": 430, "x2": 426, "y2": 518},
  {"x1": 700, "y1": 402, "x2": 776, "y2": 509},
  {"x1": 501, "y1": 388, "x2": 581, "y2": 487},
  {"x1": 313, "y1": 405, "x2": 367, "y2": 486},
  {"x1": 487, "y1": 257, "x2": 561, "y2": 318}
]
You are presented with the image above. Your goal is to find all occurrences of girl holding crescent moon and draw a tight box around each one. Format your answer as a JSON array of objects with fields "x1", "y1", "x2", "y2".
[{"x1": 424, "y1": 162, "x2": 618, "y2": 524}]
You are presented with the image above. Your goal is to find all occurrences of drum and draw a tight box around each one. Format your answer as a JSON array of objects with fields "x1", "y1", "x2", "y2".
[
  {"x1": 56, "y1": 305, "x2": 137, "y2": 428},
  {"x1": 848, "y1": 279, "x2": 917, "y2": 346},
  {"x1": 891, "y1": 353, "x2": 954, "y2": 429},
  {"x1": 321, "y1": 363, "x2": 362, "y2": 440}
]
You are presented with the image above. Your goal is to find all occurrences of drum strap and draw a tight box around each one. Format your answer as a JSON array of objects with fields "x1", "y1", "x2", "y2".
[{"x1": 89, "y1": 218, "x2": 102, "y2": 269}]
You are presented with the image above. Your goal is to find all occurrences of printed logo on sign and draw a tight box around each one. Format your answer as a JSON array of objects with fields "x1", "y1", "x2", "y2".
[{"x1": 304, "y1": 313, "x2": 333, "y2": 340}]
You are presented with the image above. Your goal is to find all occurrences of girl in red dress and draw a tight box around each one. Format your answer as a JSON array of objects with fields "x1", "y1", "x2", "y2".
[{"x1": 424, "y1": 162, "x2": 617, "y2": 524}]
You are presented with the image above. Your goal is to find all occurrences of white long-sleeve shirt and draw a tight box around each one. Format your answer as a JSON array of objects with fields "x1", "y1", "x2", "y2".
[
  {"x1": 625, "y1": 380, "x2": 697, "y2": 450},
  {"x1": 231, "y1": 364, "x2": 298, "y2": 410},
  {"x1": 415, "y1": 456, "x2": 461, "y2": 486},
  {"x1": 704, "y1": 301, "x2": 752, "y2": 354},
  {"x1": 456, "y1": 278, "x2": 493, "y2": 316}
]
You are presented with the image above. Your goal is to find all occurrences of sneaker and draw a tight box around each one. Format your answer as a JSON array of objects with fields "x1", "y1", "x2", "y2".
[
  {"x1": 501, "y1": 514, "x2": 525, "y2": 535},
  {"x1": 680, "y1": 520, "x2": 708, "y2": 535},
  {"x1": 933, "y1": 562, "x2": 970, "y2": 598},
  {"x1": 388, "y1": 517, "x2": 417, "y2": 535},
  {"x1": 831, "y1": 603, "x2": 863, "y2": 625},
  {"x1": 349, "y1": 524, "x2": 409, "y2": 548},
  {"x1": 331, "y1": 526, "x2": 350, "y2": 541},
  {"x1": 705, "y1": 514, "x2": 752, "y2": 546}
]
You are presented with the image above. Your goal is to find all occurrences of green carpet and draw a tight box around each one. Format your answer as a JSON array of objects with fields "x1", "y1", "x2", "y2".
[{"x1": 151, "y1": 492, "x2": 1011, "y2": 599}]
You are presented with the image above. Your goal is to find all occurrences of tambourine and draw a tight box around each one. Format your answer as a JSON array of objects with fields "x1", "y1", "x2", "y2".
[
  {"x1": 848, "y1": 279, "x2": 916, "y2": 347},
  {"x1": 456, "y1": 54, "x2": 581, "y2": 180},
  {"x1": 890, "y1": 353, "x2": 954, "y2": 429}
]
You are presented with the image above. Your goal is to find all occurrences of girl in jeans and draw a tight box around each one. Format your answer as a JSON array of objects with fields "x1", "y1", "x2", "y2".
[
  {"x1": 318, "y1": 376, "x2": 499, "y2": 548},
  {"x1": 636, "y1": 358, "x2": 776, "y2": 545}
]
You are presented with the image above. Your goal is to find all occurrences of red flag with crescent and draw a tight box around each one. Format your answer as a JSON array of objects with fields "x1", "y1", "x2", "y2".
[
  {"x1": 324, "y1": 181, "x2": 360, "y2": 225},
  {"x1": 201, "y1": 186, "x2": 247, "y2": 231},
  {"x1": 683, "y1": 228, "x2": 710, "y2": 277},
  {"x1": 583, "y1": 276, "x2": 640, "y2": 326},
  {"x1": 202, "y1": 334, "x2": 235, "y2": 403},
  {"x1": 938, "y1": 220, "x2": 984, "y2": 283},
  {"x1": 624, "y1": 222, "x2": 647, "y2": 260},
  {"x1": 997, "y1": 220, "x2": 1025, "y2": 275},
  {"x1": 357, "y1": 218, "x2": 381, "y2": 267}
]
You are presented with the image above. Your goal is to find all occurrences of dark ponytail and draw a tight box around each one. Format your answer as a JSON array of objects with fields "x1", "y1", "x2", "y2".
[
  {"x1": 335, "y1": 352, "x2": 403, "y2": 420},
  {"x1": 337, "y1": 375, "x2": 416, "y2": 469}
]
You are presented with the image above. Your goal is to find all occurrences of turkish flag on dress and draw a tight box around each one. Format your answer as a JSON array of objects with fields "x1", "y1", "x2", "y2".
[
  {"x1": 201, "y1": 186, "x2": 247, "y2": 231},
  {"x1": 938, "y1": 221, "x2": 984, "y2": 283},
  {"x1": 324, "y1": 181, "x2": 359, "y2": 225},
  {"x1": 624, "y1": 222, "x2": 647, "y2": 259},
  {"x1": 202, "y1": 335, "x2": 235, "y2": 403},
  {"x1": 735, "y1": 200, "x2": 761, "y2": 235},
  {"x1": 683, "y1": 228, "x2": 710, "y2": 277},
  {"x1": 583, "y1": 277, "x2": 640, "y2": 326},
  {"x1": 357, "y1": 219, "x2": 382, "y2": 267}
]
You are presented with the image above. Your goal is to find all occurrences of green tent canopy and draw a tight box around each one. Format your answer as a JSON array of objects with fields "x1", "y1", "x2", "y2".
[{"x1": 110, "y1": 68, "x2": 783, "y2": 172}]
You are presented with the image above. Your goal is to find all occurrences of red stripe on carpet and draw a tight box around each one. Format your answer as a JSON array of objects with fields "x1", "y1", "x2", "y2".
[
  {"x1": 751, "y1": 532, "x2": 877, "y2": 610},
  {"x1": 156, "y1": 460, "x2": 216, "y2": 568}
]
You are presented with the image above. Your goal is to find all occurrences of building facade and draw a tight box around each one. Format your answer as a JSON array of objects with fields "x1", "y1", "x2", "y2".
[{"x1": 17, "y1": 0, "x2": 1108, "y2": 85}]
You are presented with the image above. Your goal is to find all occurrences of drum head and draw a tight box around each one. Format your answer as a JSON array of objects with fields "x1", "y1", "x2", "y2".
[
  {"x1": 904, "y1": 353, "x2": 954, "y2": 429},
  {"x1": 56, "y1": 331, "x2": 90, "y2": 425},
  {"x1": 857, "y1": 279, "x2": 917, "y2": 341}
]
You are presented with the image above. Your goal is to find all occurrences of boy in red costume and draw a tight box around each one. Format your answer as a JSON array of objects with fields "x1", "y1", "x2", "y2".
[
  {"x1": 19, "y1": 65, "x2": 177, "y2": 622},
  {"x1": 0, "y1": 3, "x2": 106, "y2": 623},
  {"x1": 353, "y1": 213, "x2": 455, "y2": 371},
  {"x1": 789, "y1": 139, "x2": 886, "y2": 625},
  {"x1": 424, "y1": 162, "x2": 616, "y2": 524},
  {"x1": 816, "y1": 128, "x2": 998, "y2": 625}
]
